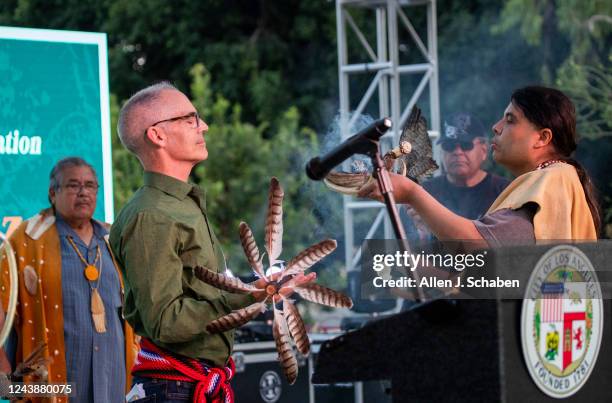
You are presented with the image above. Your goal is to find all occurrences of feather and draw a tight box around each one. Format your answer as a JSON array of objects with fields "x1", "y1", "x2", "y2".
[
  {"x1": 282, "y1": 297, "x2": 310, "y2": 356},
  {"x1": 323, "y1": 107, "x2": 436, "y2": 194},
  {"x1": 323, "y1": 172, "x2": 374, "y2": 196},
  {"x1": 265, "y1": 177, "x2": 284, "y2": 265},
  {"x1": 206, "y1": 300, "x2": 267, "y2": 333},
  {"x1": 273, "y1": 305, "x2": 298, "y2": 384},
  {"x1": 194, "y1": 266, "x2": 260, "y2": 293},
  {"x1": 324, "y1": 171, "x2": 371, "y2": 187},
  {"x1": 282, "y1": 239, "x2": 337, "y2": 279},
  {"x1": 239, "y1": 222, "x2": 267, "y2": 280},
  {"x1": 294, "y1": 283, "x2": 353, "y2": 308},
  {"x1": 13, "y1": 343, "x2": 51, "y2": 379},
  {"x1": 398, "y1": 106, "x2": 438, "y2": 181}
]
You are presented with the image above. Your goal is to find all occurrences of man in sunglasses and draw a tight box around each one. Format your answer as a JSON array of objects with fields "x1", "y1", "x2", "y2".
[
  {"x1": 404, "y1": 113, "x2": 509, "y2": 238},
  {"x1": 431, "y1": 112, "x2": 509, "y2": 218}
]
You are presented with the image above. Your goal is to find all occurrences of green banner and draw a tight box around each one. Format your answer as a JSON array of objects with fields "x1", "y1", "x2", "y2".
[{"x1": 0, "y1": 26, "x2": 112, "y2": 237}]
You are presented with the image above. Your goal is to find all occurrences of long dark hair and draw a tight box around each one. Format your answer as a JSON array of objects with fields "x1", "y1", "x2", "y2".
[{"x1": 511, "y1": 86, "x2": 601, "y2": 236}]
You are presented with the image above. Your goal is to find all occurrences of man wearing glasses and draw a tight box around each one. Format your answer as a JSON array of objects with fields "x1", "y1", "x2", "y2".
[
  {"x1": 0, "y1": 157, "x2": 138, "y2": 402},
  {"x1": 404, "y1": 113, "x2": 509, "y2": 238},
  {"x1": 110, "y1": 82, "x2": 259, "y2": 402}
]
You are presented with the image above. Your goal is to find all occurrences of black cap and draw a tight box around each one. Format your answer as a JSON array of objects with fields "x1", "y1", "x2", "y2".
[{"x1": 437, "y1": 112, "x2": 486, "y2": 144}]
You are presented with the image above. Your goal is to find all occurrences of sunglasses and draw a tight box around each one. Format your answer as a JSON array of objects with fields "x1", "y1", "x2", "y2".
[
  {"x1": 440, "y1": 140, "x2": 475, "y2": 152},
  {"x1": 144, "y1": 111, "x2": 201, "y2": 136}
]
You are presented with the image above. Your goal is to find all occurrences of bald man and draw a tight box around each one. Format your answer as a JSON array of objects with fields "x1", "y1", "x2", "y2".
[
  {"x1": 109, "y1": 82, "x2": 256, "y2": 402},
  {"x1": 111, "y1": 82, "x2": 313, "y2": 402}
]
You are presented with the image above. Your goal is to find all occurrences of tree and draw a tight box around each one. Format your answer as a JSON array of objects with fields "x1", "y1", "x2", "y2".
[
  {"x1": 103, "y1": 0, "x2": 339, "y2": 130},
  {"x1": 492, "y1": 0, "x2": 612, "y2": 236},
  {"x1": 0, "y1": 0, "x2": 339, "y2": 130},
  {"x1": 109, "y1": 94, "x2": 143, "y2": 211},
  {"x1": 493, "y1": 0, "x2": 611, "y2": 138},
  {"x1": 187, "y1": 64, "x2": 346, "y2": 276},
  {"x1": 2, "y1": 0, "x2": 610, "y2": 242}
]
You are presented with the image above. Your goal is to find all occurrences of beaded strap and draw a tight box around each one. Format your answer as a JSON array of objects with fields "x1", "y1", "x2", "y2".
[{"x1": 536, "y1": 159, "x2": 566, "y2": 170}]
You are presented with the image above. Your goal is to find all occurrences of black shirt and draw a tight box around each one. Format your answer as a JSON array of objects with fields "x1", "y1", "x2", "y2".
[{"x1": 423, "y1": 173, "x2": 510, "y2": 219}]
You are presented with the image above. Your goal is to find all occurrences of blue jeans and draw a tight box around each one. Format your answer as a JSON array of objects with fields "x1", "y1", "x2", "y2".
[{"x1": 131, "y1": 376, "x2": 195, "y2": 403}]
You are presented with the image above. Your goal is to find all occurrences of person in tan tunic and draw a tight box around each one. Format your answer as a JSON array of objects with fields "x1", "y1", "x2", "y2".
[{"x1": 359, "y1": 86, "x2": 600, "y2": 244}]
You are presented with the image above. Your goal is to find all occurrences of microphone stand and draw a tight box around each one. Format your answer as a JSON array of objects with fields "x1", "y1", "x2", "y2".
[
  {"x1": 363, "y1": 140, "x2": 426, "y2": 303},
  {"x1": 371, "y1": 151, "x2": 406, "y2": 240}
]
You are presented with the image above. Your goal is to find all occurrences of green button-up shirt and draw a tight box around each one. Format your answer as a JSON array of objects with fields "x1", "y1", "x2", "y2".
[{"x1": 109, "y1": 171, "x2": 254, "y2": 366}]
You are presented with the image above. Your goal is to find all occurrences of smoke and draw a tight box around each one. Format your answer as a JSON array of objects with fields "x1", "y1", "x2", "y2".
[
  {"x1": 289, "y1": 111, "x2": 382, "y2": 239},
  {"x1": 320, "y1": 112, "x2": 377, "y2": 172},
  {"x1": 321, "y1": 112, "x2": 374, "y2": 153}
]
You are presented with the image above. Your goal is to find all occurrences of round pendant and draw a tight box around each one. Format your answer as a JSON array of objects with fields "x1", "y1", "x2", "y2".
[{"x1": 84, "y1": 265, "x2": 99, "y2": 281}]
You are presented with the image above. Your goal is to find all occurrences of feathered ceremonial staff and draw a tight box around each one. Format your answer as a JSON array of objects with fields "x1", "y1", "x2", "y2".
[{"x1": 195, "y1": 177, "x2": 353, "y2": 384}]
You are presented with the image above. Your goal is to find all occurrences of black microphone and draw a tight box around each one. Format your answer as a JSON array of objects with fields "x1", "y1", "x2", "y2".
[{"x1": 306, "y1": 117, "x2": 392, "y2": 180}]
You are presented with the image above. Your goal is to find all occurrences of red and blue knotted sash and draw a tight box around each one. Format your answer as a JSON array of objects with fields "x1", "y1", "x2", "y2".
[{"x1": 132, "y1": 338, "x2": 235, "y2": 403}]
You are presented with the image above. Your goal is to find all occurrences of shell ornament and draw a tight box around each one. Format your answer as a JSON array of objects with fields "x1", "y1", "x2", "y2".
[{"x1": 194, "y1": 177, "x2": 353, "y2": 384}]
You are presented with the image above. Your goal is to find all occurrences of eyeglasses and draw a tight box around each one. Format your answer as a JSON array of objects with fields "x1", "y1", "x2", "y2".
[
  {"x1": 60, "y1": 182, "x2": 99, "y2": 194},
  {"x1": 440, "y1": 140, "x2": 476, "y2": 152},
  {"x1": 145, "y1": 111, "x2": 201, "y2": 135}
]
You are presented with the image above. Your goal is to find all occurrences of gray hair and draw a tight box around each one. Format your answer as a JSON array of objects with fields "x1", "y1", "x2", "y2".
[
  {"x1": 117, "y1": 81, "x2": 178, "y2": 155},
  {"x1": 48, "y1": 157, "x2": 97, "y2": 207},
  {"x1": 49, "y1": 157, "x2": 97, "y2": 190}
]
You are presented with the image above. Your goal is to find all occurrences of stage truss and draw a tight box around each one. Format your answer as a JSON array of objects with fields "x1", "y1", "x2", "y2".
[{"x1": 336, "y1": 0, "x2": 440, "y2": 286}]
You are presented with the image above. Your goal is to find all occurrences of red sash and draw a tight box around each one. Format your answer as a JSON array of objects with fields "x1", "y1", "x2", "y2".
[{"x1": 132, "y1": 338, "x2": 235, "y2": 403}]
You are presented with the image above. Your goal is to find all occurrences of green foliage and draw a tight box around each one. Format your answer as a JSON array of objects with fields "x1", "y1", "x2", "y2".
[
  {"x1": 437, "y1": 1, "x2": 547, "y2": 125},
  {"x1": 492, "y1": 0, "x2": 544, "y2": 46},
  {"x1": 1, "y1": 0, "x2": 611, "y2": 263},
  {"x1": 490, "y1": 0, "x2": 612, "y2": 234},
  {"x1": 109, "y1": 94, "x2": 142, "y2": 212},
  {"x1": 188, "y1": 64, "x2": 336, "y2": 275},
  {"x1": 557, "y1": 61, "x2": 612, "y2": 139},
  {"x1": 491, "y1": 0, "x2": 611, "y2": 119},
  {"x1": 555, "y1": 0, "x2": 612, "y2": 59},
  {"x1": 0, "y1": 0, "x2": 338, "y2": 129},
  {"x1": 552, "y1": 1, "x2": 611, "y2": 141},
  {"x1": 103, "y1": 0, "x2": 338, "y2": 129}
]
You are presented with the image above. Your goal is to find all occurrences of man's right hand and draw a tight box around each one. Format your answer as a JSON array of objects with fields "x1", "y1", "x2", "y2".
[{"x1": 357, "y1": 171, "x2": 416, "y2": 203}]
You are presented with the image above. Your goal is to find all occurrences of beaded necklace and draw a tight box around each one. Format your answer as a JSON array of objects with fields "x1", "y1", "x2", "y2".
[{"x1": 536, "y1": 159, "x2": 566, "y2": 170}]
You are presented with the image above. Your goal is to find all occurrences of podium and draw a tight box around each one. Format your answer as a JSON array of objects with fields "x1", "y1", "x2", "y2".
[{"x1": 312, "y1": 242, "x2": 612, "y2": 402}]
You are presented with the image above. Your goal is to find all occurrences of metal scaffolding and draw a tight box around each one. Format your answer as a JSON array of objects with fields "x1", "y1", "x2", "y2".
[{"x1": 336, "y1": 0, "x2": 440, "y2": 277}]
